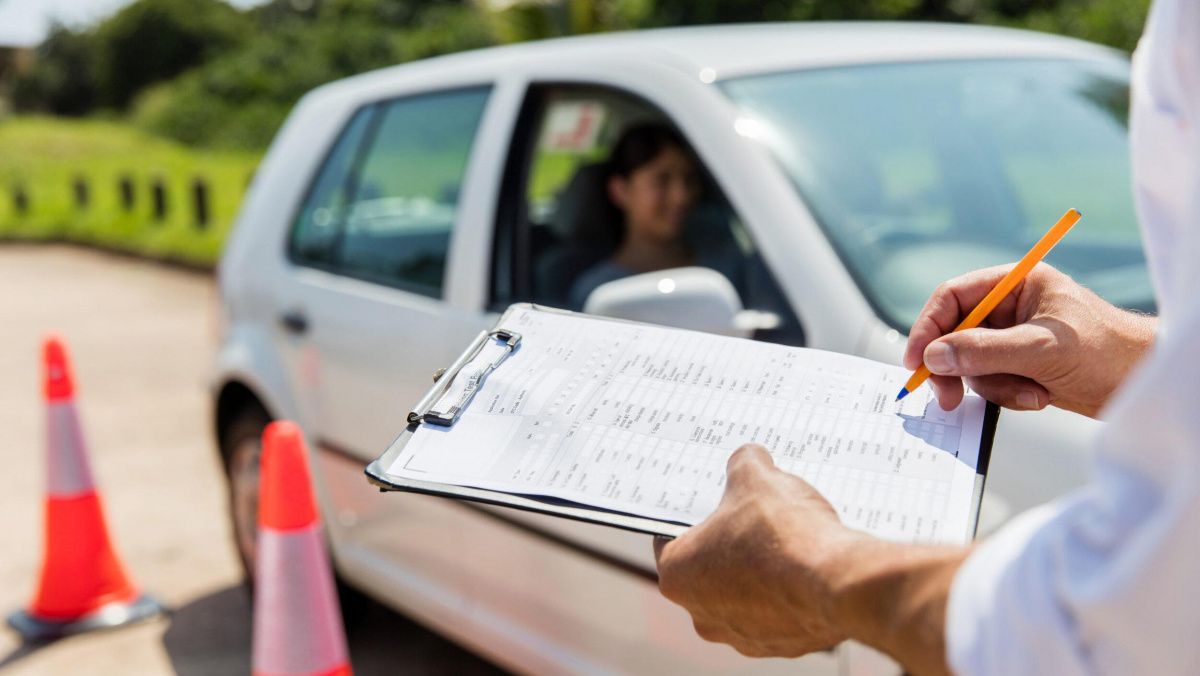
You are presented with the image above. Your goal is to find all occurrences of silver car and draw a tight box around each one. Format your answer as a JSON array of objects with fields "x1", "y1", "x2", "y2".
[{"x1": 213, "y1": 22, "x2": 1148, "y2": 674}]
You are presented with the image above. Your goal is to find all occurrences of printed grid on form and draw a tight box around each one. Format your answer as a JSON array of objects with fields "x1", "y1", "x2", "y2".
[{"x1": 388, "y1": 307, "x2": 988, "y2": 545}]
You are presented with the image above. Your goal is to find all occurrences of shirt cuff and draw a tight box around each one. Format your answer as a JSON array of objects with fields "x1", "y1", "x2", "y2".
[{"x1": 945, "y1": 502, "x2": 1064, "y2": 675}]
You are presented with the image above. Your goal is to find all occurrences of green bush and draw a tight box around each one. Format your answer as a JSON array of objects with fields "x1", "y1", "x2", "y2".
[
  {"x1": 11, "y1": 26, "x2": 101, "y2": 116},
  {"x1": 95, "y1": 0, "x2": 253, "y2": 109},
  {"x1": 132, "y1": 2, "x2": 494, "y2": 149},
  {"x1": 501, "y1": 0, "x2": 1149, "y2": 52},
  {"x1": 992, "y1": 0, "x2": 1152, "y2": 53}
]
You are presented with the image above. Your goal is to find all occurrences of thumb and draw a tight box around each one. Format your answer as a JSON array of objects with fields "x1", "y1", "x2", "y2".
[
  {"x1": 723, "y1": 444, "x2": 775, "y2": 497},
  {"x1": 924, "y1": 324, "x2": 1057, "y2": 380}
]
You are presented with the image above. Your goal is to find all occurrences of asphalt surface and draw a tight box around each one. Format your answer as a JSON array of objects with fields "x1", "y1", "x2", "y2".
[{"x1": 0, "y1": 244, "x2": 504, "y2": 675}]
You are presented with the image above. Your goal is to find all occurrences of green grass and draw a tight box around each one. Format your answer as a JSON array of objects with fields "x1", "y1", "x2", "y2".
[{"x1": 0, "y1": 116, "x2": 261, "y2": 267}]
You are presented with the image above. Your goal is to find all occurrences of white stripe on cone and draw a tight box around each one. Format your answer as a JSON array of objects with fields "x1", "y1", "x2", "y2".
[
  {"x1": 46, "y1": 402, "x2": 96, "y2": 498},
  {"x1": 252, "y1": 522, "x2": 349, "y2": 674}
]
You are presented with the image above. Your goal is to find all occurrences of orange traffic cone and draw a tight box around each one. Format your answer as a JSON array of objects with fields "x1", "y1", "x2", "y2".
[
  {"x1": 252, "y1": 421, "x2": 351, "y2": 676},
  {"x1": 7, "y1": 336, "x2": 164, "y2": 641}
]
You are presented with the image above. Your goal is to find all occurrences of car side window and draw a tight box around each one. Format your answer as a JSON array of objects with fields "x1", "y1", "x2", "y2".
[
  {"x1": 336, "y1": 87, "x2": 491, "y2": 297},
  {"x1": 290, "y1": 106, "x2": 375, "y2": 267},
  {"x1": 493, "y1": 85, "x2": 805, "y2": 346}
]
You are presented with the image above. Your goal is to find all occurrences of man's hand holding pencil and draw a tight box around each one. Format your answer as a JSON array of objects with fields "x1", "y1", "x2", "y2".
[{"x1": 904, "y1": 263, "x2": 1156, "y2": 418}]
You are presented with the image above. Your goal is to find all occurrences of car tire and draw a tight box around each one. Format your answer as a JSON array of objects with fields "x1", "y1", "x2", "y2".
[{"x1": 218, "y1": 404, "x2": 370, "y2": 624}]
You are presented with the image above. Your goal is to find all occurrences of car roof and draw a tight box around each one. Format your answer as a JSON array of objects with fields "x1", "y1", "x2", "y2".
[
  {"x1": 319, "y1": 21, "x2": 1126, "y2": 99},
  {"x1": 523, "y1": 22, "x2": 1121, "y2": 76}
]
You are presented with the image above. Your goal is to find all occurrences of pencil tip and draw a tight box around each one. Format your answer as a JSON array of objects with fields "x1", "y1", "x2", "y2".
[{"x1": 896, "y1": 388, "x2": 909, "y2": 402}]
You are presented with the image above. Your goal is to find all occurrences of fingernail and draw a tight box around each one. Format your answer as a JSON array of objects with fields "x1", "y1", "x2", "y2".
[
  {"x1": 925, "y1": 342, "x2": 956, "y2": 373},
  {"x1": 1018, "y1": 390, "x2": 1040, "y2": 409}
]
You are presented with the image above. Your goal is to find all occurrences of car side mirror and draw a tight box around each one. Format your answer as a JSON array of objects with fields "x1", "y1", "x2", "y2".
[{"x1": 582, "y1": 267, "x2": 779, "y2": 338}]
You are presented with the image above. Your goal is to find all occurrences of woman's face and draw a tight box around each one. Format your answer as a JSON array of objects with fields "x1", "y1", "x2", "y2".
[{"x1": 609, "y1": 145, "x2": 700, "y2": 244}]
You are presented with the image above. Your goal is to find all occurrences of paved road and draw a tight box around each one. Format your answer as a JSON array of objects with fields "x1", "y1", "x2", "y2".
[{"x1": 0, "y1": 245, "x2": 504, "y2": 675}]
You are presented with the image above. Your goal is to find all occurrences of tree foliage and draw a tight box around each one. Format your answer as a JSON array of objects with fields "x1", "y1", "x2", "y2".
[
  {"x1": 495, "y1": 0, "x2": 1149, "y2": 51},
  {"x1": 133, "y1": 0, "x2": 493, "y2": 148},
  {"x1": 11, "y1": 25, "x2": 101, "y2": 116},
  {"x1": 988, "y1": 0, "x2": 1152, "y2": 53},
  {"x1": 95, "y1": 0, "x2": 253, "y2": 108}
]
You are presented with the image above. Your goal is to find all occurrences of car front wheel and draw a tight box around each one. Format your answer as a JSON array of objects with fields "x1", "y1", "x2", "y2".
[
  {"x1": 218, "y1": 404, "x2": 369, "y2": 620},
  {"x1": 220, "y1": 406, "x2": 270, "y2": 586}
]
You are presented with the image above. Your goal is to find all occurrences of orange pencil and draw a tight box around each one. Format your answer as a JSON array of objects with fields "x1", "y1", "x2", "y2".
[{"x1": 896, "y1": 207, "x2": 1083, "y2": 401}]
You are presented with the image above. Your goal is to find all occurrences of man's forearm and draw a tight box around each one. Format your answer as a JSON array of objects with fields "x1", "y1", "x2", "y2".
[{"x1": 810, "y1": 535, "x2": 970, "y2": 675}]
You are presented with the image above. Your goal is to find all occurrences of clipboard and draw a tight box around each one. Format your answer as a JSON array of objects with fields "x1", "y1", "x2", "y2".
[{"x1": 365, "y1": 304, "x2": 999, "y2": 540}]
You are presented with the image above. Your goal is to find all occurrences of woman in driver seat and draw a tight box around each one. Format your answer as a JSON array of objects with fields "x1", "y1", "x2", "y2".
[{"x1": 570, "y1": 124, "x2": 713, "y2": 309}]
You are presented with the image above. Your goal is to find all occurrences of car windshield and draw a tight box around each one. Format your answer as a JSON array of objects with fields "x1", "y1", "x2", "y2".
[{"x1": 722, "y1": 58, "x2": 1152, "y2": 331}]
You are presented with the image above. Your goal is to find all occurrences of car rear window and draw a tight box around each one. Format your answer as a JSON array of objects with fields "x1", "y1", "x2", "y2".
[{"x1": 289, "y1": 86, "x2": 492, "y2": 298}]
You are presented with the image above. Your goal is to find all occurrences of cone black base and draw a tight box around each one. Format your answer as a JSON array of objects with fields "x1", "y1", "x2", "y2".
[{"x1": 6, "y1": 594, "x2": 166, "y2": 642}]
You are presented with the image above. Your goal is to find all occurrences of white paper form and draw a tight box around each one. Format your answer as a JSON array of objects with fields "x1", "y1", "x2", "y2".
[{"x1": 388, "y1": 308, "x2": 989, "y2": 545}]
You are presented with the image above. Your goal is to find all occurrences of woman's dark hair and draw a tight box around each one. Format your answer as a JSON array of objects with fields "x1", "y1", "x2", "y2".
[
  {"x1": 607, "y1": 123, "x2": 694, "y2": 178},
  {"x1": 579, "y1": 123, "x2": 699, "y2": 249}
]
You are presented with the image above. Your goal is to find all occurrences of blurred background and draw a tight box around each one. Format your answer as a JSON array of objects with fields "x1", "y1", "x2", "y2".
[{"x1": 0, "y1": 0, "x2": 1150, "y2": 267}]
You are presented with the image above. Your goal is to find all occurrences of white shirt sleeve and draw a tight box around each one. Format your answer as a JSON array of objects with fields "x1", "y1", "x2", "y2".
[
  {"x1": 947, "y1": 315, "x2": 1200, "y2": 674},
  {"x1": 1125, "y1": 0, "x2": 1200, "y2": 319},
  {"x1": 946, "y1": 1, "x2": 1200, "y2": 673}
]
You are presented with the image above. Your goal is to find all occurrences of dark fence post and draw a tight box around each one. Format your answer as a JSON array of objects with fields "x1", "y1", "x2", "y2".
[
  {"x1": 13, "y1": 184, "x2": 29, "y2": 216},
  {"x1": 72, "y1": 176, "x2": 89, "y2": 210},
  {"x1": 192, "y1": 177, "x2": 209, "y2": 229},
  {"x1": 118, "y1": 175, "x2": 135, "y2": 212},
  {"x1": 151, "y1": 178, "x2": 168, "y2": 222}
]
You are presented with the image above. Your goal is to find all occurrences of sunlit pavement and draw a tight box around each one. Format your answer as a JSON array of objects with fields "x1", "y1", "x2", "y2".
[{"x1": 0, "y1": 244, "x2": 503, "y2": 675}]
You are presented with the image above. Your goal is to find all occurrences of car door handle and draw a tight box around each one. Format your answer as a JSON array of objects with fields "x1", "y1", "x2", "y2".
[{"x1": 279, "y1": 309, "x2": 309, "y2": 335}]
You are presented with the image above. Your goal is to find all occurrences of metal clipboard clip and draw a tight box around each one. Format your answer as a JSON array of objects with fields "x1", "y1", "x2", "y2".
[{"x1": 407, "y1": 328, "x2": 521, "y2": 427}]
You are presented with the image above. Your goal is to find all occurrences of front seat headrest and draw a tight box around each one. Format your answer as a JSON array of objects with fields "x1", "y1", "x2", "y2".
[{"x1": 548, "y1": 161, "x2": 622, "y2": 249}]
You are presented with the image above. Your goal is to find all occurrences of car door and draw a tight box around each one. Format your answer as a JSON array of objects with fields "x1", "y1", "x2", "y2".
[
  {"x1": 273, "y1": 85, "x2": 499, "y2": 616},
  {"x1": 282, "y1": 86, "x2": 495, "y2": 456}
]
